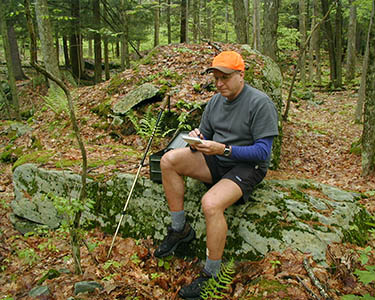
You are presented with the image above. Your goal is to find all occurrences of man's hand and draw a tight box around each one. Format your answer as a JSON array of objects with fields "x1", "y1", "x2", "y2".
[
  {"x1": 188, "y1": 129, "x2": 204, "y2": 151},
  {"x1": 189, "y1": 128, "x2": 204, "y2": 139},
  {"x1": 188, "y1": 128, "x2": 226, "y2": 155},
  {"x1": 194, "y1": 140, "x2": 226, "y2": 155}
]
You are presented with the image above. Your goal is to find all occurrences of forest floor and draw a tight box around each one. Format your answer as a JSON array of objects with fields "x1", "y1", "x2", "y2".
[{"x1": 2, "y1": 49, "x2": 375, "y2": 299}]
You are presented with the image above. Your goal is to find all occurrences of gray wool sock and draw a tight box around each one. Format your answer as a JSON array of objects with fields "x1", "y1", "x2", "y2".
[
  {"x1": 204, "y1": 258, "x2": 222, "y2": 277},
  {"x1": 171, "y1": 210, "x2": 186, "y2": 232}
]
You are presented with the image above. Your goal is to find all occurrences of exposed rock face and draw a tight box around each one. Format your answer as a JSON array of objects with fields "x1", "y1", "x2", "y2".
[
  {"x1": 112, "y1": 83, "x2": 161, "y2": 115},
  {"x1": 11, "y1": 164, "x2": 370, "y2": 263}
]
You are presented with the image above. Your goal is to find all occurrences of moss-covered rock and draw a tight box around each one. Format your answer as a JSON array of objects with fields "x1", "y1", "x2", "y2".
[
  {"x1": 11, "y1": 164, "x2": 370, "y2": 264},
  {"x1": 112, "y1": 83, "x2": 162, "y2": 115}
]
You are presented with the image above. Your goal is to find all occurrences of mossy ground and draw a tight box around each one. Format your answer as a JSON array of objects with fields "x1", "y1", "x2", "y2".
[{"x1": 242, "y1": 278, "x2": 291, "y2": 300}]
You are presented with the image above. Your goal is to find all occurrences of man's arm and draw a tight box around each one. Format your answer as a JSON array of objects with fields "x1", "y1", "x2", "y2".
[{"x1": 230, "y1": 136, "x2": 274, "y2": 161}]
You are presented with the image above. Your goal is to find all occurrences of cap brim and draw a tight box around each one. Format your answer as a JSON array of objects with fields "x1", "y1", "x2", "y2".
[{"x1": 205, "y1": 66, "x2": 237, "y2": 74}]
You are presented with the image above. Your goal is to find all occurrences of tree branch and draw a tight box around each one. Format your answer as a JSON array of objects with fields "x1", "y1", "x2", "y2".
[{"x1": 303, "y1": 258, "x2": 333, "y2": 300}]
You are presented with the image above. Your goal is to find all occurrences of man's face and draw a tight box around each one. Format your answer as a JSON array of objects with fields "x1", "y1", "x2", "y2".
[{"x1": 213, "y1": 69, "x2": 244, "y2": 101}]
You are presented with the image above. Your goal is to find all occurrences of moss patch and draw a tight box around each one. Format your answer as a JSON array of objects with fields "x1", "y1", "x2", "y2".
[
  {"x1": 246, "y1": 278, "x2": 291, "y2": 300},
  {"x1": 13, "y1": 150, "x2": 55, "y2": 170},
  {"x1": 91, "y1": 99, "x2": 113, "y2": 117},
  {"x1": 106, "y1": 74, "x2": 134, "y2": 95},
  {"x1": 342, "y1": 207, "x2": 373, "y2": 246}
]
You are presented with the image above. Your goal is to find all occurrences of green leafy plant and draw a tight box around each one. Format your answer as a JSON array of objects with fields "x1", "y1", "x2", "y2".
[
  {"x1": 42, "y1": 87, "x2": 69, "y2": 116},
  {"x1": 174, "y1": 100, "x2": 203, "y2": 132},
  {"x1": 102, "y1": 259, "x2": 123, "y2": 280},
  {"x1": 45, "y1": 193, "x2": 94, "y2": 230},
  {"x1": 157, "y1": 256, "x2": 172, "y2": 270},
  {"x1": 151, "y1": 272, "x2": 161, "y2": 280},
  {"x1": 270, "y1": 260, "x2": 281, "y2": 268},
  {"x1": 37, "y1": 239, "x2": 59, "y2": 252},
  {"x1": 341, "y1": 246, "x2": 375, "y2": 300},
  {"x1": 103, "y1": 259, "x2": 123, "y2": 270},
  {"x1": 130, "y1": 253, "x2": 141, "y2": 265},
  {"x1": 127, "y1": 106, "x2": 173, "y2": 138},
  {"x1": 200, "y1": 258, "x2": 235, "y2": 300},
  {"x1": 17, "y1": 248, "x2": 40, "y2": 266}
]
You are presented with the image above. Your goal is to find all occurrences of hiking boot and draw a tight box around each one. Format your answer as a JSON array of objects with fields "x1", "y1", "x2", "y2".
[
  {"x1": 154, "y1": 222, "x2": 195, "y2": 258},
  {"x1": 178, "y1": 269, "x2": 215, "y2": 300}
]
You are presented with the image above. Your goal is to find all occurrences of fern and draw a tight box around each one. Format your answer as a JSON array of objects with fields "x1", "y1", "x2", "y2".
[
  {"x1": 42, "y1": 87, "x2": 69, "y2": 116},
  {"x1": 200, "y1": 258, "x2": 235, "y2": 300},
  {"x1": 127, "y1": 106, "x2": 173, "y2": 138}
]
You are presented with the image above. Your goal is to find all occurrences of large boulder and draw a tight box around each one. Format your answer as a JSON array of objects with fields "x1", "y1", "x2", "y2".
[
  {"x1": 112, "y1": 83, "x2": 161, "y2": 115},
  {"x1": 11, "y1": 164, "x2": 371, "y2": 264}
]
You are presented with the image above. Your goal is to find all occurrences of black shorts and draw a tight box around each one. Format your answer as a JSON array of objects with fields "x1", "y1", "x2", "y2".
[{"x1": 203, "y1": 154, "x2": 266, "y2": 203}]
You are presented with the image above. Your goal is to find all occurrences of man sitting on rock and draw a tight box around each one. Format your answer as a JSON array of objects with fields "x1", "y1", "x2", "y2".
[{"x1": 154, "y1": 50, "x2": 279, "y2": 299}]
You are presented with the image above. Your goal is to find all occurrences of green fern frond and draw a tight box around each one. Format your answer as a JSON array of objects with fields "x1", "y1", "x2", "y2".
[
  {"x1": 200, "y1": 258, "x2": 235, "y2": 300},
  {"x1": 127, "y1": 106, "x2": 164, "y2": 139},
  {"x1": 42, "y1": 87, "x2": 69, "y2": 116}
]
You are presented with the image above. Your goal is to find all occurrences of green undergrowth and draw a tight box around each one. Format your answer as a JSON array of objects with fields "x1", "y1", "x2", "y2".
[
  {"x1": 244, "y1": 278, "x2": 291, "y2": 300},
  {"x1": 12, "y1": 146, "x2": 142, "y2": 172}
]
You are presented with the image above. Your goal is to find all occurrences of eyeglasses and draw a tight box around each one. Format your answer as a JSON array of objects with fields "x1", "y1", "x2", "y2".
[{"x1": 213, "y1": 71, "x2": 240, "y2": 83}]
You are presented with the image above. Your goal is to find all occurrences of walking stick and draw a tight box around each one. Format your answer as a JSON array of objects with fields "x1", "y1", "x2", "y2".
[{"x1": 107, "y1": 96, "x2": 170, "y2": 258}]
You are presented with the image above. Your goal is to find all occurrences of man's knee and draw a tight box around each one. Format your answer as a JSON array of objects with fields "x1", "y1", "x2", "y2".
[
  {"x1": 160, "y1": 148, "x2": 186, "y2": 171},
  {"x1": 201, "y1": 194, "x2": 222, "y2": 217},
  {"x1": 160, "y1": 150, "x2": 175, "y2": 170}
]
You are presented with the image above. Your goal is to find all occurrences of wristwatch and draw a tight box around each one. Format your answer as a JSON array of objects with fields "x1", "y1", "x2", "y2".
[{"x1": 223, "y1": 144, "x2": 231, "y2": 157}]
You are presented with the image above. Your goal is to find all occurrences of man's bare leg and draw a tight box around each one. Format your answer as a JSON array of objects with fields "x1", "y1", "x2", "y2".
[
  {"x1": 201, "y1": 179, "x2": 242, "y2": 260},
  {"x1": 154, "y1": 148, "x2": 213, "y2": 258}
]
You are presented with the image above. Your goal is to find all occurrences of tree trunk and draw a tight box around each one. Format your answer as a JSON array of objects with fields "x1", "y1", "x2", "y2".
[
  {"x1": 35, "y1": 0, "x2": 61, "y2": 89},
  {"x1": 24, "y1": 0, "x2": 38, "y2": 64},
  {"x1": 299, "y1": 0, "x2": 307, "y2": 86},
  {"x1": 335, "y1": 0, "x2": 343, "y2": 88},
  {"x1": 154, "y1": 0, "x2": 160, "y2": 47},
  {"x1": 321, "y1": 0, "x2": 341, "y2": 88},
  {"x1": 55, "y1": 30, "x2": 60, "y2": 66},
  {"x1": 69, "y1": 0, "x2": 83, "y2": 81},
  {"x1": 192, "y1": 0, "x2": 199, "y2": 42},
  {"x1": 93, "y1": 0, "x2": 102, "y2": 84},
  {"x1": 232, "y1": 0, "x2": 248, "y2": 44},
  {"x1": 204, "y1": 0, "x2": 212, "y2": 41},
  {"x1": 180, "y1": 0, "x2": 188, "y2": 43},
  {"x1": 310, "y1": 0, "x2": 322, "y2": 85},
  {"x1": 262, "y1": 0, "x2": 280, "y2": 61},
  {"x1": 104, "y1": 37, "x2": 110, "y2": 80},
  {"x1": 7, "y1": 23, "x2": 28, "y2": 80},
  {"x1": 253, "y1": 0, "x2": 261, "y2": 51},
  {"x1": 120, "y1": 0, "x2": 130, "y2": 70},
  {"x1": 103, "y1": 8, "x2": 110, "y2": 80},
  {"x1": 362, "y1": 0, "x2": 375, "y2": 176},
  {"x1": 167, "y1": 0, "x2": 172, "y2": 44},
  {"x1": 346, "y1": 0, "x2": 357, "y2": 83},
  {"x1": 0, "y1": 0, "x2": 21, "y2": 120},
  {"x1": 225, "y1": 0, "x2": 229, "y2": 43},
  {"x1": 63, "y1": 36, "x2": 70, "y2": 67},
  {"x1": 355, "y1": 9, "x2": 372, "y2": 123}
]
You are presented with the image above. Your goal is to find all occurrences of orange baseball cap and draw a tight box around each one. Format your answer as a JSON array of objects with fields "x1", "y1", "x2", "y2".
[{"x1": 206, "y1": 51, "x2": 245, "y2": 74}]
